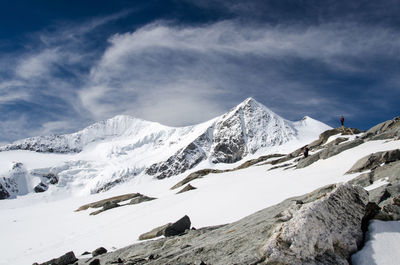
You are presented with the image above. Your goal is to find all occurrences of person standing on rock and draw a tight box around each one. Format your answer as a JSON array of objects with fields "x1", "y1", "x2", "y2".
[{"x1": 341, "y1": 115, "x2": 344, "y2": 128}]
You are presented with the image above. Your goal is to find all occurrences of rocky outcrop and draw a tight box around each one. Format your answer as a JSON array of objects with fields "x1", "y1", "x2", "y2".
[
  {"x1": 171, "y1": 154, "x2": 283, "y2": 190},
  {"x1": 75, "y1": 184, "x2": 368, "y2": 265},
  {"x1": 297, "y1": 138, "x2": 364, "y2": 169},
  {"x1": 145, "y1": 139, "x2": 209, "y2": 180},
  {"x1": 177, "y1": 184, "x2": 197, "y2": 194},
  {"x1": 362, "y1": 116, "x2": 400, "y2": 140},
  {"x1": 32, "y1": 251, "x2": 78, "y2": 265},
  {"x1": 346, "y1": 149, "x2": 400, "y2": 174},
  {"x1": 347, "y1": 154, "x2": 400, "y2": 222},
  {"x1": 76, "y1": 193, "x2": 156, "y2": 215},
  {"x1": 262, "y1": 184, "x2": 368, "y2": 265}
]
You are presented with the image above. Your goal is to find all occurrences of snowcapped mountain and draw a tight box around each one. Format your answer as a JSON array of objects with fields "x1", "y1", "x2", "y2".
[
  {"x1": 1, "y1": 101, "x2": 399, "y2": 265},
  {"x1": 0, "y1": 98, "x2": 331, "y2": 197}
]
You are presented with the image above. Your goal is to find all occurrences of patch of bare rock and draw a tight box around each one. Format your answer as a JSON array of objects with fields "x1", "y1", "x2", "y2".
[{"x1": 75, "y1": 193, "x2": 156, "y2": 215}]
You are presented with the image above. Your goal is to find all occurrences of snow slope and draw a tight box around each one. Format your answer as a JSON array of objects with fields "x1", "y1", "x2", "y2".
[
  {"x1": 0, "y1": 98, "x2": 331, "y2": 197},
  {"x1": 0, "y1": 137, "x2": 399, "y2": 265}
]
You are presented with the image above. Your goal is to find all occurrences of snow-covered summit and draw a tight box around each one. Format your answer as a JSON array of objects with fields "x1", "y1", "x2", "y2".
[{"x1": 0, "y1": 98, "x2": 332, "y2": 195}]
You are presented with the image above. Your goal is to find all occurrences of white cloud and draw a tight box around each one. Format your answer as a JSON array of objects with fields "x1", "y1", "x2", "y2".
[{"x1": 78, "y1": 20, "x2": 400, "y2": 125}]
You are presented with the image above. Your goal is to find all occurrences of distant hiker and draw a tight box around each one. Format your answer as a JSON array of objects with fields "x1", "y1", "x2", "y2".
[
  {"x1": 341, "y1": 115, "x2": 344, "y2": 128},
  {"x1": 303, "y1": 146, "x2": 309, "y2": 158}
]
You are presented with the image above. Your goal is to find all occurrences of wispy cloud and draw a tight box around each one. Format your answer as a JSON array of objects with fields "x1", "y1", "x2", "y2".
[
  {"x1": 79, "y1": 20, "x2": 400, "y2": 126},
  {"x1": 1, "y1": 6, "x2": 400, "y2": 141}
]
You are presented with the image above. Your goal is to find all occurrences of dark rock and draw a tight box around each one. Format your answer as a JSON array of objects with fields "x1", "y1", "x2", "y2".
[
  {"x1": 177, "y1": 184, "x2": 197, "y2": 194},
  {"x1": 34, "y1": 182, "x2": 48, "y2": 193},
  {"x1": 361, "y1": 202, "x2": 381, "y2": 233},
  {"x1": 33, "y1": 251, "x2": 78, "y2": 265},
  {"x1": 0, "y1": 183, "x2": 10, "y2": 199},
  {"x1": 164, "y1": 215, "x2": 191, "y2": 237},
  {"x1": 43, "y1": 173, "x2": 59, "y2": 185},
  {"x1": 92, "y1": 247, "x2": 107, "y2": 257},
  {"x1": 88, "y1": 259, "x2": 100, "y2": 265},
  {"x1": 81, "y1": 251, "x2": 91, "y2": 255}
]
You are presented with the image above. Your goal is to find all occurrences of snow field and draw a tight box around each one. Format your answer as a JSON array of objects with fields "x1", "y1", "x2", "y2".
[{"x1": 0, "y1": 139, "x2": 399, "y2": 265}]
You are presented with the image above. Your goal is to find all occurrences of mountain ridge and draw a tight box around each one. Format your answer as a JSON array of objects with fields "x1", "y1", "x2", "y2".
[{"x1": 0, "y1": 98, "x2": 331, "y2": 197}]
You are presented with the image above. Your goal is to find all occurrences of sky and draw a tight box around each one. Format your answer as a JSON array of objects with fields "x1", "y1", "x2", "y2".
[{"x1": 0, "y1": 0, "x2": 399, "y2": 143}]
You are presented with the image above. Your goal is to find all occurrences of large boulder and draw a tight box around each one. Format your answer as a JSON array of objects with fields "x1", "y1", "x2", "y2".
[
  {"x1": 164, "y1": 215, "x2": 191, "y2": 237},
  {"x1": 261, "y1": 184, "x2": 368, "y2": 265}
]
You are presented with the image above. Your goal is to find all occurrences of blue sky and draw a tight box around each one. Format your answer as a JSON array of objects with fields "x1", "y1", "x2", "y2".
[{"x1": 0, "y1": 0, "x2": 399, "y2": 143}]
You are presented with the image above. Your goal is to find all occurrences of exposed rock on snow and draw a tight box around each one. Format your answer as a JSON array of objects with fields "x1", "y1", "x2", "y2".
[
  {"x1": 75, "y1": 193, "x2": 156, "y2": 215},
  {"x1": 362, "y1": 116, "x2": 400, "y2": 140},
  {"x1": 346, "y1": 149, "x2": 400, "y2": 174},
  {"x1": 262, "y1": 184, "x2": 368, "y2": 265},
  {"x1": 170, "y1": 154, "x2": 284, "y2": 190},
  {"x1": 297, "y1": 138, "x2": 364, "y2": 169},
  {"x1": 74, "y1": 184, "x2": 368, "y2": 265},
  {"x1": 92, "y1": 247, "x2": 107, "y2": 257},
  {"x1": 138, "y1": 215, "x2": 191, "y2": 240},
  {"x1": 32, "y1": 251, "x2": 78, "y2": 265},
  {"x1": 177, "y1": 184, "x2": 197, "y2": 194}
]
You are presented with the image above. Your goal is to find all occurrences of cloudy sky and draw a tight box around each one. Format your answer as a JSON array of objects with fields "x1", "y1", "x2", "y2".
[{"x1": 0, "y1": 0, "x2": 399, "y2": 143}]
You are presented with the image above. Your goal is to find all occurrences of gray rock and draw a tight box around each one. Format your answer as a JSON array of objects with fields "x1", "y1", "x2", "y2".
[
  {"x1": 170, "y1": 169, "x2": 223, "y2": 190},
  {"x1": 177, "y1": 184, "x2": 197, "y2": 194},
  {"x1": 75, "y1": 184, "x2": 368, "y2": 265},
  {"x1": 129, "y1": 195, "x2": 156, "y2": 205},
  {"x1": 138, "y1": 223, "x2": 171, "y2": 241},
  {"x1": 362, "y1": 116, "x2": 400, "y2": 140},
  {"x1": 92, "y1": 247, "x2": 107, "y2": 257},
  {"x1": 33, "y1": 251, "x2": 78, "y2": 265},
  {"x1": 297, "y1": 138, "x2": 364, "y2": 169},
  {"x1": 346, "y1": 149, "x2": 400, "y2": 174},
  {"x1": 261, "y1": 184, "x2": 368, "y2": 265}
]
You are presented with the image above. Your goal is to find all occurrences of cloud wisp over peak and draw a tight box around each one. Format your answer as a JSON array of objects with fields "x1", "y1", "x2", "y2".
[{"x1": 0, "y1": 1, "x2": 399, "y2": 143}]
